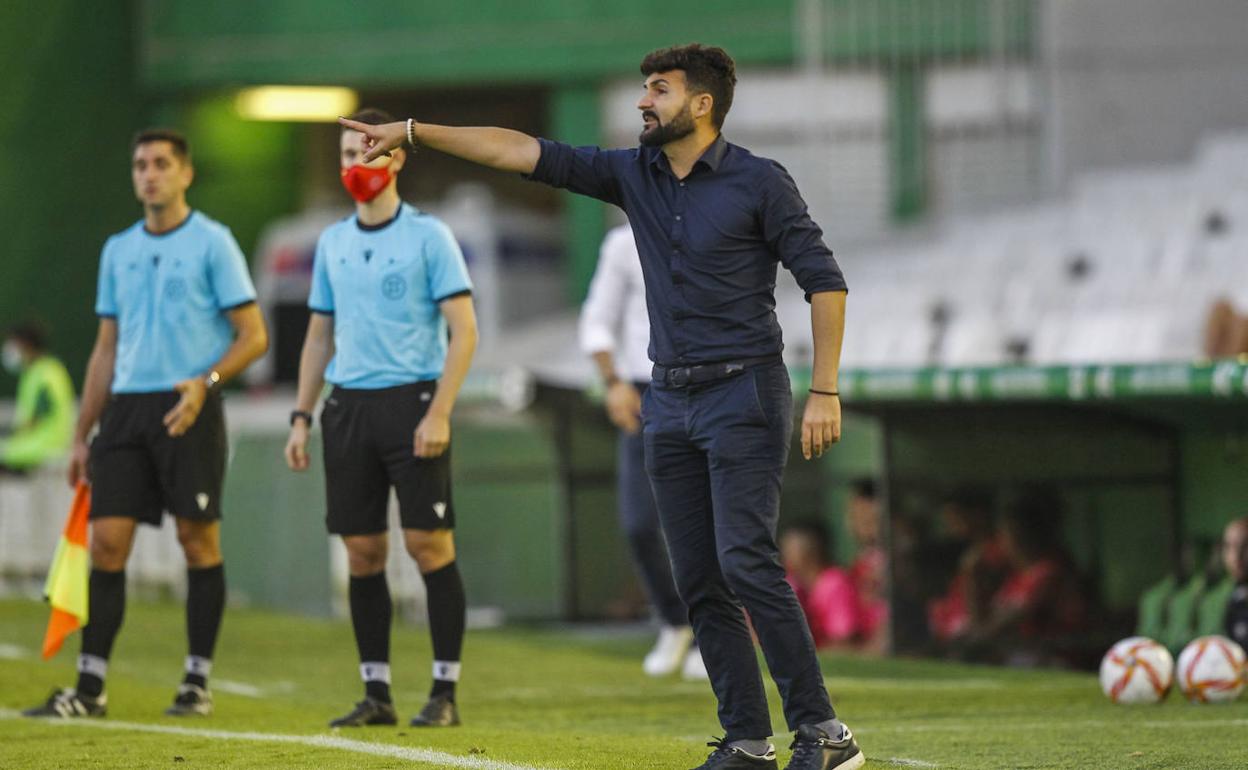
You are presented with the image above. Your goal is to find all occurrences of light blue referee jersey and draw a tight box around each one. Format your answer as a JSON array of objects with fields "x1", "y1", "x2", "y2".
[
  {"x1": 309, "y1": 203, "x2": 473, "y2": 389},
  {"x1": 95, "y1": 211, "x2": 257, "y2": 393}
]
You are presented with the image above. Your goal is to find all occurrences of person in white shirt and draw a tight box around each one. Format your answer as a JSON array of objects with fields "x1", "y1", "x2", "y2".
[{"x1": 580, "y1": 223, "x2": 706, "y2": 680}]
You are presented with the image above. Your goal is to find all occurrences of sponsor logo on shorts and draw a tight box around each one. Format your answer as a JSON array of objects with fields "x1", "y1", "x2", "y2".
[
  {"x1": 433, "y1": 501, "x2": 447, "y2": 519},
  {"x1": 196, "y1": 493, "x2": 210, "y2": 511}
]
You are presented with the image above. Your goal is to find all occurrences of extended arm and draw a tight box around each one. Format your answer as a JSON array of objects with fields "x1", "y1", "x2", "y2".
[{"x1": 339, "y1": 118, "x2": 541, "y2": 173}]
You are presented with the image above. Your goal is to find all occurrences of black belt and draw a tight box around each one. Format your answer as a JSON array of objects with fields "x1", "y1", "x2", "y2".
[{"x1": 651, "y1": 355, "x2": 782, "y2": 388}]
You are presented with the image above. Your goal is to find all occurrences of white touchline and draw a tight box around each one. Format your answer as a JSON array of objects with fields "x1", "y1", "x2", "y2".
[
  {"x1": 0, "y1": 709, "x2": 556, "y2": 770},
  {"x1": 879, "y1": 759, "x2": 939, "y2": 768}
]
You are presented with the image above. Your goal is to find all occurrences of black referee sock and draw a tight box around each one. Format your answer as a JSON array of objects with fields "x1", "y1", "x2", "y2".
[
  {"x1": 422, "y1": 561, "x2": 465, "y2": 701},
  {"x1": 77, "y1": 568, "x2": 126, "y2": 697},
  {"x1": 349, "y1": 571, "x2": 393, "y2": 703},
  {"x1": 184, "y1": 564, "x2": 226, "y2": 688}
]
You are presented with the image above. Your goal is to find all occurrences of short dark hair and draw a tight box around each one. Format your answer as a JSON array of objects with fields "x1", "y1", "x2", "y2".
[
  {"x1": 849, "y1": 477, "x2": 877, "y2": 500},
  {"x1": 132, "y1": 128, "x2": 190, "y2": 161},
  {"x1": 640, "y1": 43, "x2": 737, "y2": 129},
  {"x1": 7, "y1": 321, "x2": 47, "y2": 352},
  {"x1": 342, "y1": 107, "x2": 397, "y2": 132}
]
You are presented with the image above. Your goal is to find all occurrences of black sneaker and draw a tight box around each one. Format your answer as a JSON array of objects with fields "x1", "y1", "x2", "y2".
[
  {"x1": 164, "y1": 684, "x2": 213, "y2": 716},
  {"x1": 22, "y1": 688, "x2": 107, "y2": 718},
  {"x1": 784, "y1": 724, "x2": 864, "y2": 770},
  {"x1": 328, "y1": 696, "x2": 398, "y2": 728},
  {"x1": 408, "y1": 694, "x2": 460, "y2": 727},
  {"x1": 690, "y1": 737, "x2": 778, "y2": 769}
]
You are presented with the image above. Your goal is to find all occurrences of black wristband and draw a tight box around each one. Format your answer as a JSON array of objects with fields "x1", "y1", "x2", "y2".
[
  {"x1": 808, "y1": 388, "x2": 839, "y2": 397},
  {"x1": 290, "y1": 410, "x2": 314, "y2": 427}
]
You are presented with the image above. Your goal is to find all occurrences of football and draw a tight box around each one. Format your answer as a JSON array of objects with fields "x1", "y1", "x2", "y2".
[
  {"x1": 1176, "y1": 636, "x2": 1247, "y2": 703},
  {"x1": 1099, "y1": 636, "x2": 1174, "y2": 704}
]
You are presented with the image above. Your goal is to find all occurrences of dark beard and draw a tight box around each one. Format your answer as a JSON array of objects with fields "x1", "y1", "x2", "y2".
[{"x1": 639, "y1": 104, "x2": 696, "y2": 147}]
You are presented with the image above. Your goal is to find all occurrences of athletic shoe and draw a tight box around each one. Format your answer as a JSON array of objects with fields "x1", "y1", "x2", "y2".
[
  {"x1": 682, "y1": 647, "x2": 710, "y2": 681},
  {"x1": 784, "y1": 724, "x2": 864, "y2": 770},
  {"x1": 408, "y1": 693, "x2": 460, "y2": 727},
  {"x1": 644, "y1": 625, "x2": 695, "y2": 677},
  {"x1": 164, "y1": 684, "x2": 213, "y2": 716},
  {"x1": 328, "y1": 696, "x2": 398, "y2": 728},
  {"x1": 690, "y1": 738, "x2": 778, "y2": 769},
  {"x1": 22, "y1": 688, "x2": 107, "y2": 718}
]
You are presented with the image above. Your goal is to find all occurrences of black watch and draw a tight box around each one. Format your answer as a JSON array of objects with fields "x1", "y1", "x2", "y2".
[{"x1": 290, "y1": 410, "x2": 314, "y2": 428}]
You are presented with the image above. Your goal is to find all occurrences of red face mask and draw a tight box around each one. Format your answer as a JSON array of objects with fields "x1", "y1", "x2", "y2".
[{"x1": 340, "y1": 163, "x2": 392, "y2": 203}]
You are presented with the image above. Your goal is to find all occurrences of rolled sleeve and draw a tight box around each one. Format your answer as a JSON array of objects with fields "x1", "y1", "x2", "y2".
[
  {"x1": 527, "y1": 138, "x2": 625, "y2": 207},
  {"x1": 761, "y1": 163, "x2": 847, "y2": 301}
]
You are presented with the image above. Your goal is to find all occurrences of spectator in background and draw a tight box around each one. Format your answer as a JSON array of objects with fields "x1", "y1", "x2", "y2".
[
  {"x1": 845, "y1": 478, "x2": 888, "y2": 651},
  {"x1": 0, "y1": 322, "x2": 75, "y2": 473},
  {"x1": 780, "y1": 519, "x2": 871, "y2": 651},
  {"x1": 579, "y1": 222, "x2": 705, "y2": 680},
  {"x1": 1223, "y1": 516, "x2": 1248, "y2": 650},
  {"x1": 928, "y1": 488, "x2": 1009, "y2": 643},
  {"x1": 960, "y1": 486, "x2": 1087, "y2": 665}
]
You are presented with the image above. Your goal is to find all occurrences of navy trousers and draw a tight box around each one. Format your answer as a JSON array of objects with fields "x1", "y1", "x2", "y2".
[
  {"x1": 617, "y1": 386, "x2": 688, "y2": 628},
  {"x1": 643, "y1": 361, "x2": 834, "y2": 741}
]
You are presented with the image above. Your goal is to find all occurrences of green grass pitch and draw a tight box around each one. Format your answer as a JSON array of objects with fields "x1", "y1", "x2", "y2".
[{"x1": 1, "y1": 598, "x2": 1245, "y2": 769}]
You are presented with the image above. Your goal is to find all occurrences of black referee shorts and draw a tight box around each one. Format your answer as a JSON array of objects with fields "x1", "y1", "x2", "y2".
[
  {"x1": 320, "y1": 381, "x2": 454, "y2": 536},
  {"x1": 90, "y1": 391, "x2": 227, "y2": 526}
]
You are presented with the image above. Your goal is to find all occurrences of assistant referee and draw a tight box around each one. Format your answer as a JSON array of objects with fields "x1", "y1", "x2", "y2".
[
  {"x1": 285, "y1": 108, "x2": 479, "y2": 730},
  {"x1": 24, "y1": 128, "x2": 268, "y2": 720}
]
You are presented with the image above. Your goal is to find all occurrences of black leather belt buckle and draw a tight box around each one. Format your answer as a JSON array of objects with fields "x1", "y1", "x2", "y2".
[{"x1": 668, "y1": 367, "x2": 691, "y2": 387}]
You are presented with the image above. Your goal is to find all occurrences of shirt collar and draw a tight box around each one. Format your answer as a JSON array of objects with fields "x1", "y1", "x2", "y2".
[{"x1": 647, "y1": 134, "x2": 729, "y2": 176}]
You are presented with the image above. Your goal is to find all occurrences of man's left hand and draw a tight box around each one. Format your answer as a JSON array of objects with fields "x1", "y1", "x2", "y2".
[
  {"x1": 414, "y1": 413, "x2": 450, "y2": 458},
  {"x1": 164, "y1": 378, "x2": 207, "y2": 437},
  {"x1": 800, "y1": 393, "x2": 841, "y2": 460}
]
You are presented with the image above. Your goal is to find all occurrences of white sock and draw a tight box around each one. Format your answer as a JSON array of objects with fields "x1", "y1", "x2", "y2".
[
  {"x1": 77, "y1": 654, "x2": 108, "y2": 680},
  {"x1": 360, "y1": 662, "x2": 391, "y2": 684},
  {"x1": 432, "y1": 660, "x2": 461, "y2": 682},
  {"x1": 185, "y1": 655, "x2": 213, "y2": 678}
]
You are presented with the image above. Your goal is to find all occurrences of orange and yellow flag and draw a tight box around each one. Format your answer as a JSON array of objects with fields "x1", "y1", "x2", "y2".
[{"x1": 41, "y1": 482, "x2": 90, "y2": 659}]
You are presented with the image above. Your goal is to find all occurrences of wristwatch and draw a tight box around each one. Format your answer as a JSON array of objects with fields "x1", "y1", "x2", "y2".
[
  {"x1": 290, "y1": 410, "x2": 314, "y2": 428},
  {"x1": 203, "y1": 370, "x2": 221, "y2": 392}
]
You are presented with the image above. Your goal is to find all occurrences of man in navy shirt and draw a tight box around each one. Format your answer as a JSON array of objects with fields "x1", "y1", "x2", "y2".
[
  {"x1": 24, "y1": 129, "x2": 269, "y2": 719},
  {"x1": 342, "y1": 44, "x2": 858, "y2": 770},
  {"x1": 285, "y1": 108, "x2": 479, "y2": 730}
]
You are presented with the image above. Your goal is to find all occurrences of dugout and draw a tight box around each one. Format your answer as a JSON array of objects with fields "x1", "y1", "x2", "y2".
[
  {"x1": 542, "y1": 359, "x2": 1248, "y2": 658},
  {"x1": 825, "y1": 360, "x2": 1248, "y2": 659}
]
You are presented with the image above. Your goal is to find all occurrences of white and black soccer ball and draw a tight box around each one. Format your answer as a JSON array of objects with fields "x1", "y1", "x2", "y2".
[
  {"x1": 1176, "y1": 635, "x2": 1246, "y2": 704},
  {"x1": 1099, "y1": 636, "x2": 1174, "y2": 704}
]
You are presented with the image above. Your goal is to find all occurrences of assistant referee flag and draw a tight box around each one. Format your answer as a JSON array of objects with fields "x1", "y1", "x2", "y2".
[{"x1": 41, "y1": 482, "x2": 90, "y2": 659}]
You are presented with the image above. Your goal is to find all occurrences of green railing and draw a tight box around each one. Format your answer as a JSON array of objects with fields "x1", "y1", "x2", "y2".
[{"x1": 789, "y1": 359, "x2": 1248, "y2": 402}]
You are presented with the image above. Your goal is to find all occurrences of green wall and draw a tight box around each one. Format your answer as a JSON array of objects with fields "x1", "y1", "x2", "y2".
[
  {"x1": 0, "y1": 1, "x2": 147, "y2": 396},
  {"x1": 138, "y1": 0, "x2": 1032, "y2": 88}
]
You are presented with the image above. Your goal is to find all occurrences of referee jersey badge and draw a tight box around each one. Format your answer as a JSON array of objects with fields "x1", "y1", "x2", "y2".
[{"x1": 433, "y1": 502, "x2": 447, "y2": 519}]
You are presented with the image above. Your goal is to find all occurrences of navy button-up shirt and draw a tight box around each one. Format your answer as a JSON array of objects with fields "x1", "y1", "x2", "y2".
[{"x1": 529, "y1": 134, "x2": 847, "y2": 366}]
